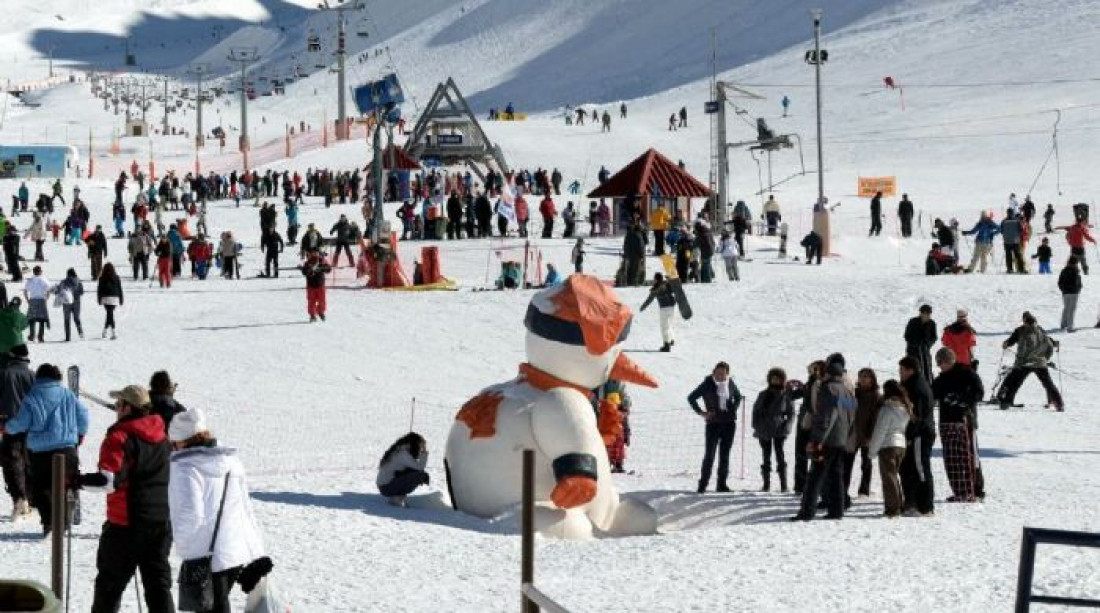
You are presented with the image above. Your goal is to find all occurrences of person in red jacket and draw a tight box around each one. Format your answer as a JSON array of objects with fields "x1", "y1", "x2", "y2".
[
  {"x1": 81, "y1": 384, "x2": 174, "y2": 613},
  {"x1": 941, "y1": 309, "x2": 978, "y2": 369},
  {"x1": 539, "y1": 195, "x2": 557, "y2": 239},
  {"x1": 1060, "y1": 217, "x2": 1096, "y2": 274},
  {"x1": 186, "y1": 234, "x2": 213, "y2": 280},
  {"x1": 301, "y1": 251, "x2": 331, "y2": 322}
]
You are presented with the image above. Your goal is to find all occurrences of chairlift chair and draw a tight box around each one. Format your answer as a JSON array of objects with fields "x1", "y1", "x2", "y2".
[{"x1": 307, "y1": 33, "x2": 321, "y2": 53}]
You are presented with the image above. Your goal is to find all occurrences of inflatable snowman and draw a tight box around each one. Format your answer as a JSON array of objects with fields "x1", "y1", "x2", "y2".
[{"x1": 445, "y1": 275, "x2": 659, "y2": 539}]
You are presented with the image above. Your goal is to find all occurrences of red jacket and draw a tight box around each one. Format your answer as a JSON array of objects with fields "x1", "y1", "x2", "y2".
[
  {"x1": 941, "y1": 322, "x2": 977, "y2": 366},
  {"x1": 187, "y1": 240, "x2": 212, "y2": 262},
  {"x1": 98, "y1": 414, "x2": 170, "y2": 526},
  {"x1": 1065, "y1": 224, "x2": 1095, "y2": 249},
  {"x1": 515, "y1": 196, "x2": 529, "y2": 222},
  {"x1": 539, "y1": 197, "x2": 556, "y2": 219}
]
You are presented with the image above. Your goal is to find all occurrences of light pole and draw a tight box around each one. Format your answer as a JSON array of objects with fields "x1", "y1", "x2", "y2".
[
  {"x1": 227, "y1": 47, "x2": 259, "y2": 160},
  {"x1": 809, "y1": 8, "x2": 826, "y2": 208},
  {"x1": 187, "y1": 63, "x2": 211, "y2": 147},
  {"x1": 318, "y1": 0, "x2": 365, "y2": 141}
]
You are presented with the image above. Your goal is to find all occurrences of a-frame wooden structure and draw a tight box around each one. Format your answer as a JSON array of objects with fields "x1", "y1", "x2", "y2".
[{"x1": 405, "y1": 78, "x2": 509, "y2": 180}]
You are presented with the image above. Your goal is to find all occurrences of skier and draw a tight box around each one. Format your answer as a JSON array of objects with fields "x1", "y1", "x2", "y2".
[
  {"x1": 377, "y1": 432, "x2": 430, "y2": 506},
  {"x1": 762, "y1": 195, "x2": 781, "y2": 235},
  {"x1": 962, "y1": 211, "x2": 1000, "y2": 273},
  {"x1": 80, "y1": 384, "x2": 175, "y2": 612},
  {"x1": 688, "y1": 362, "x2": 743, "y2": 494},
  {"x1": 751, "y1": 368, "x2": 795, "y2": 492},
  {"x1": 904, "y1": 304, "x2": 937, "y2": 384},
  {"x1": 867, "y1": 380, "x2": 911, "y2": 517},
  {"x1": 899, "y1": 355, "x2": 935, "y2": 517},
  {"x1": 96, "y1": 263, "x2": 123, "y2": 339},
  {"x1": 1058, "y1": 216, "x2": 1095, "y2": 275},
  {"x1": 897, "y1": 194, "x2": 915, "y2": 238},
  {"x1": 168, "y1": 408, "x2": 273, "y2": 607},
  {"x1": 261, "y1": 227, "x2": 285, "y2": 278},
  {"x1": 1032, "y1": 237, "x2": 1053, "y2": 274},
  {"x1": 941, "y1": 309, "x2": 977, "y2": 369},
  {"x1": 639, "y1": 273, "x2": 677, "y2": 352},
  {"x1": 0, "y1": 343, "x2": 34, "y2": 521},
  {"x1": 1058, "y1": 256, "x2": 1082, "y2": 332},
  {"x1": 301, "y1": 251, "x2": 331, "y2": 322},
  {"x1": 931, "y1": 347, "x2": 986, "y2": 502},
  {"x1": 998, "y1": 311, "x2": 1062, "y2": 410},
  {"x1": 792, "y1": 353, "x2": 855, "y2": 521}
]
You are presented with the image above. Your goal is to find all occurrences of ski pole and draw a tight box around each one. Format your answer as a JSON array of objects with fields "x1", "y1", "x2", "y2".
[
  {"x1": 739, "y1": 400, "x2": 746, "y2": 480},
  {"x1": 1055, "y1": 345, "x2": 1065, "y2": 408},
  {"x1": 65, "y1": 505, "x2": 72, "y2": 613}
]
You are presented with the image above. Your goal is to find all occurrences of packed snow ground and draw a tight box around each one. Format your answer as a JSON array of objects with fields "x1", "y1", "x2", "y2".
[{"x1": 2, "y1": 0, "x2": 1100, "y2": 611}]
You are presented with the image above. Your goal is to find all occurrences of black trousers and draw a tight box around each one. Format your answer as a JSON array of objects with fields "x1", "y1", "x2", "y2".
[
  {"x1": 900, "y1": 215, "x2": 913, "y2": 237},
  {"x1": 133, "y1": 254, "x2": 149, "y2": 280},
  {"x1": 332, "y1": 242, "x2": 354, "y2": 267},
  {"x1": 869, "y1": 217, "x2": 882, "y2": 236},
  {"x1": 654, "y1": 230, "x2": 666, "y2": 255},
  {"x1": 805, "y1": 244, "x2": 821, "y2": 265},
  {"x1": 699, "y1": 421, "x2": 736, "y2": 488},
  {"x1": 103, "y1": 305, "x2": 117, "y2": 330},
  {"x1": 793, "y1": 425, "x2": 809, "y2": 493},
  {"x1": 563, "y1": 221, "x2": 575, "y2": 239},
  {"x1": 758, "y1": 437, "x2": 786, "y2": 472},
  {"x1": 0, "y1": 431, "x2": 30, "y2": 502},
  {"x1": 171, "y1": 253, "x2": 182, "y2": 277},
  {"x1": 998, "y1": 366, "x2": 1063, "y2": 407},
  {"x1": 1071, "y1": 246, "x2": 1089, "y2": 274},
  {"x1": 287, "y1": 224, "x2": 299, "y2": 245},
  {"x1": 62, "y1": 304, "x2": 83, "y2": 340},
  {"x1": 28, "y1": 448, "x2": 78, "y2": 528},
  {"x1": 379, "y1": 468, "x2": 428, "y2": 498},
  {"x1": 92, "y1": 521, "x2": 175, "y2": 613},
  {"x1": 265, "y1": 253, "x2": 279, "y2": 277},
  {"x1": 900, "y1": 433, "x2": 936, "y2": 514},
  {"x1": 497, "y1": 217, "x2": 508, "y2": 237},
  {"x1": 541, "y1": 219, "x2": 554, "y2": 239},
  {"x1": 799, "y1": 446, "x2": 846, "y2": 518},
  {"x1": 198, "y1": 567, "x2": 242, "y2": 613}
]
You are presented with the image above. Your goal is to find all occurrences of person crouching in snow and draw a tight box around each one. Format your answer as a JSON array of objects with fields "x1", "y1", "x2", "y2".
[
  {"x1": 300, "y1": 252, "x2": 330, "y2": 322},
  {"x1": 168, "y1": 408, "x2": 273, "y2": 609},
  {"x1": 639, "y1": 273, "x2": 678, "y2": 352},
  {"x1": 377, "y1": 432, "x2": 429, "y2": 507}
]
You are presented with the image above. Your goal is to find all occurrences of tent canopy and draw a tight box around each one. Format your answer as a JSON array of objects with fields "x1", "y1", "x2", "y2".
[
  {"x1": 587, "y1": 148, "x2": 712, "y2": 199},
  {"x1": 367, "y1": 144, "x2": 421, "y2": 171}
]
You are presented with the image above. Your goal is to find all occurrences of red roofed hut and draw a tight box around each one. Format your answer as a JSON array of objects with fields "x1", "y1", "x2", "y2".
[{"x1": 587, "y1": 148, "x2": 713, "y2": 234}]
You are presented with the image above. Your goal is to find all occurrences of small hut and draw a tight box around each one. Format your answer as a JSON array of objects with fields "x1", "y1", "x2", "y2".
[
  {"x1": 587, "y1": 148, "x2": 712, "y2": 234},
  {"x1": 367, "y1": 144, "x2": 421, "y2": 201}
]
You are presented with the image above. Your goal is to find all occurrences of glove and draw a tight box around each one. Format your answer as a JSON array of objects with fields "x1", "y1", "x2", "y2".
[
  {"x1": 597, "y1": 400, "x2": 623, "y2": 446},
  {"x1": 550, "y1": 476, "x2": 597, "y2": 509},
  {"x1": 78, "y1": 472, "x2": 109, "y2": 489},
  {"x1": 236, "y1": 556, "x2": 274, "y2": 594}
]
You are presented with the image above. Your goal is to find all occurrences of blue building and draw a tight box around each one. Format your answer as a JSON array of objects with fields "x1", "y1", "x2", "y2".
[{"x1": 0, "y1": 145, "x2": 79, "y2": 179}]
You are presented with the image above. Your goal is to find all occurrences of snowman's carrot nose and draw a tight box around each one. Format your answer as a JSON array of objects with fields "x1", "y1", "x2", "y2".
[{"x1": 609, "y1": 353, "x2": 658, "y2": 388}]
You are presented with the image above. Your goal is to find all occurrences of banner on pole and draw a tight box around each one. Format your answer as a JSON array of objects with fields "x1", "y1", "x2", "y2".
[{"x1": 857, "y1": 176, "x2": 897, "y2": 198}]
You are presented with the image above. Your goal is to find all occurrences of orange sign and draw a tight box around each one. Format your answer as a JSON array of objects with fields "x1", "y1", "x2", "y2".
[{"x1": 858, "y1": 176, "x2": 897, "y2": 198}]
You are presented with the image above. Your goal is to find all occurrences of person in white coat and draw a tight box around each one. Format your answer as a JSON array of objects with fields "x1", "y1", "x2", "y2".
[
  {"x1": 719, "y1": 232, "x2": 740, "y2": 281},
  {"x1": 168, "y1": 409, "x2": 272, "y2": 612},
  {"x1": 376, "y1": 432, "x2": 430, "y2": 506},
  {"x1": 867, "y1": 380, "x2": 912, "y2": 518}
]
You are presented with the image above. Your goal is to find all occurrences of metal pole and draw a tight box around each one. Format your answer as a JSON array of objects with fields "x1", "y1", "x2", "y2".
[
  {"x1": 813, "y1": 9, "x2": 825, "y2": 207},
  {"x1": 521, "y1": 449, "x2": 538, "y2": 613},
  {"x1": 162, "y1": 78, "x2": 169, "y2": 135},
  {"x1": 239, "y1": 62, "x2": 248, "y2": 153},
  {"x1": 716, "y1": 84, "x2": 728, "y2": 223},
  {"x1": 196, "y1": 70, "x2": 204, "y2": 147},
  {"x1": 371, "y1": 113, "x2": 384, "y2": 241},
  {"x1": 50, "y1": 453, "x2": 65, "y2": 600},
  {"x1": 1015, "y1": 528, "x2": 1036, "y2": 613},
  {"x1": 337, "y1": 11, "x2": 347, "y2": 140}
]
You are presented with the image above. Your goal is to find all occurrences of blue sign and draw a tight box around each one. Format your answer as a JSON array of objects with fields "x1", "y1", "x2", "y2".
[
  {"x1": 421, "y1": 156, "x2": 442, "y2": 168},
  {"x1": 353, "y1": 73, "x2": 405, "y2": 115},
  {"x1": 437, "y1": 134, "x2": 463, "y2": 146}
]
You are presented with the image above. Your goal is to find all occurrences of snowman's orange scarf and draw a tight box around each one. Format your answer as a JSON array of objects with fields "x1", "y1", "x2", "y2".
[{"x1": 518, "y1": 363, "x2": 593, "y2": 398}]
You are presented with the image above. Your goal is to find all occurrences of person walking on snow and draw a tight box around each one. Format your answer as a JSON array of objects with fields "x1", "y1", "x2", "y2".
[
  {"x1": 96, "y1": 262, "x2": 122, "y2": 340},
  {"x1": 261, "y1": 228, "x2": 285, "y2": 278},
  {"x1": 301, "y1": 252, "x2": 330, "y2": 322},
  {"x1": 1000, "y1": 210, "x2": 1026, "y2": 273},
  {"x1": 640, "y1": 273, "x2": 678, "y2": 352},
  {"x1": 899, "y1": 355, "x2": 936, "y2": 517},
  {"x1": 781, "y1": 95, "x2": 791, "y2": 117},
  {"x1": 688, "y1": 362, "x2": 743, "y2": 494},
  {"x1": 869, "y1": 191, "x2": 883, "y2": 236},
  {"x1": 0, "y1": 344, "x2": 34, "y2": 521},
  {"x1": 571, "y1": 238, "x2": 585, "y2": 274},
  {"x1": 678, "y1": 106, "x2": 688, "y2": 128},
  {"x1": 898, "y1": 194, "x2": 915, "y2": 238},
  {"x1": 154, "y1": 236, "x2": 173, "y2": 288},
  {"x1": 1059, "y1": 216, "x2": 1095, "y2": 275},
  {"x1": 962, "y1": 211, "x2": 1000, "y2": 273},
  {"x1": 719, "y1": 231, "x2": 740, "y2": 281},
  {"x1": 1058, "y1": 256, "x2": 1083, "y2": 332},
  {"x1": 751, "y1": 368, "x2": 795, "y2": 492}
]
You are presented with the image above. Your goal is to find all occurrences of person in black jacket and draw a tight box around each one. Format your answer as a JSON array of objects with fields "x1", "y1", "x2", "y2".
[
  {"x1": 446, "y1": 192, "x2": 463, "y2": 240},
  {"x1": 899, "y1": 356, "x2": 935, "y2": 516},
  {"x1": 934, "y1": 218, "x2": 956, "y2": 256},
  {"x1": 96, "y1": 262, "x2": 123, "y2": 340},
  {"x1": 931, "y1": 348, "x2": 985, "y2": 502},
  {"x1": 639, "y1": 273, "x2": 678, "y2": 352},
  {"x1": 898, "y1": 193, "x2": 915, "y2": 237},
  {"x1": 904, "y1": 304, "x2": 937, "y2": 384},
  {"x1": 687, "y1": 362, "x2": 743, "y2": 493},
  {"x1": 0, "y1": 347, "x2": 34, "y2": 519},
  {"x1": 329, "y1": 215, "x2": 354, "y2": 268},
  {"x1": 800, "y1": 231, "x2": 822, "y2": 265},
  {"x1": 792, "y1": 353, "x2": 856, "y2": 521},
  {"x1": 260, "y1": 228, "x2": 285, "y2": 278},
  {"x1": 791, "y1": 360, "x2": 824, "y2": 494},
  {"x1": 475, "y1": 192, "x2": 493, "y2": 238},
  {"x1": 751, "y1": 368, "x2": 795, "y2": 492},
  {"x1": 869, "y1": 191, "x2": 883, "y2": 236},
  {"x1": 3, "y1": 229, "x2": 21, "y2": 282},
  {"x1": 82, "y1": 384, "x2": 174, "y2": 613},
  {"x1": 1058, "y1": 256, "x2": 1082, "y2": 331},
  {"x1": 148, "y1": 371, "x2": 185, "y2": 433},
  {"x1": 621, "y1": 221, "x2": 647, "y2": 287},
  {"x1": 301, "y1": 252, "x2": 331, "y2": 322}
]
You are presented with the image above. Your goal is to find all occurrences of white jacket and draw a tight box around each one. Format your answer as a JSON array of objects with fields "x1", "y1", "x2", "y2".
[
  {"x1": 868, "y1": 400, "x2": 910, "y2": 456},
  {"x1": 719, "y1": 237, "x2": 739, "y2": 259},
  {"x1": 169, "y1": 446, "x2": 266, "y2": 572},
  {"x1": 376, "y1": 446, "x2": 428, "y2": 489}
]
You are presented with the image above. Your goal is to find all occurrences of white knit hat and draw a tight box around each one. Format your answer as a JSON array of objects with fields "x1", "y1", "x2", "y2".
[{"x1": 168, "y1": 408, "x2": 208, "y2": 443}]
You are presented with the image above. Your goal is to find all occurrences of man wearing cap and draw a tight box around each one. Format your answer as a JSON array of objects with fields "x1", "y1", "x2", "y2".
[
  {"x1": 3, "y1": 363, "x2": 88, "y2": 533},
  {"x1": 81, "y1": 384, "x2": 174, "y2": 612},
  {"x1": 904, "y1": 304, "x2": 938, "y2": 384},
  {"x1": 941, "y1": 308, "x2": 978, "y2": 370}
]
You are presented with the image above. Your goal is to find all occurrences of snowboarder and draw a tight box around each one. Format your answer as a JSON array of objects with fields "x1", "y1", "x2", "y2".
[
  {"x1": 688, "y1": 362, "x2": 743, "y2": 494},
  {"x1": 301, "y1": 251, "x2": 330, "y2": 322},
  {"x1": 1058, "y1": 256, "x2": 1082, "y2": 332},
  {"x1": 904, "y1": 304, "x2": 937, "y2": 384},
  {"x1": 898, "y1": 194, "x2": 915, "y2": 238},
  {"x1": 931, "y1": 347, "x2": 985, "y2": 502},
  {"x1": 639, "y1": 273, "x2": 678, "y2": 352},
  {"x1": 997, "y1": 311, "x2": 1062, "y2": 410},
  {"x1": 751, "y1": 368, "x2": 795, "y2": 492},
  {"x1": 377, "y1": 432, "x2": 430, "y2": 506}
]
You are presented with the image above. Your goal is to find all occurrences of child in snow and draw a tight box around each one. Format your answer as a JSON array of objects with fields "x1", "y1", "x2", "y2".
[
  {"x1": 596, "y1": 380, "x2": 632, "y2": 473},
  {"x1": 852, "y1": 368, "x2": 882, "y2": 498},
  {"x1": 1032, "y1": 237, "x2": 1053, "y2": 274},
  {"x1": 719, "y1": 231, "x2": 740, "y2": 281},
  {"x1": 301, "y1": 252, "x2": 330, "y2": 322},
  {"x1": 377, "y1": 432, "x2": 429, "y2": 507},
  {"x1": 868, "y1": 380, "x2": 912, "y2": 518},
  {"x1": 751, "y1": 368, "x2": 795, "y2": 492}
]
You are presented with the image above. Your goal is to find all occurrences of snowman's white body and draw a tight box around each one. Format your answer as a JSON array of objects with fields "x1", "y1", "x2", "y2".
[{"x1": 445, "y1": 333, "x2": 657, "y2": 539}]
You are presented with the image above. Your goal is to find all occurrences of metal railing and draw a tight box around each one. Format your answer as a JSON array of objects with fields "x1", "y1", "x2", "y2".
[
  {"x1": 1016, "y1": 527, "x2": 1100, "y2": 612},
  {"x1": 521, "y1": 449, "x2": 571, "y2": 613}
]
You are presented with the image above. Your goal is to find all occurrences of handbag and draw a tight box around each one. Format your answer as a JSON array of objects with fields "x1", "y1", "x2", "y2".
[{"x1": 178, "y1": 472, "x2": 232, "y2": 612}]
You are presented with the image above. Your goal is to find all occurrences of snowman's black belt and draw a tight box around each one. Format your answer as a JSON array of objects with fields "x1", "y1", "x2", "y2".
[{"x1": 552, "y1": 453, "x2": 598, "y2": 481}]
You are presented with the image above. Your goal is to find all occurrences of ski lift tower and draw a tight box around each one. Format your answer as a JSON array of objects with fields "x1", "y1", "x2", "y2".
[
  {"x1": 705, "y1": 81, "x2": 764, "y2": 222},
  {"x1": 317, "y1": 0, "x2": 365, "y2": 141},
  {"x1": 186, "y1": 63, "x2": 211, "y2": 147},
  {"x1": 227, "y1": 47, "x2": 259, "y2": 168}
]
